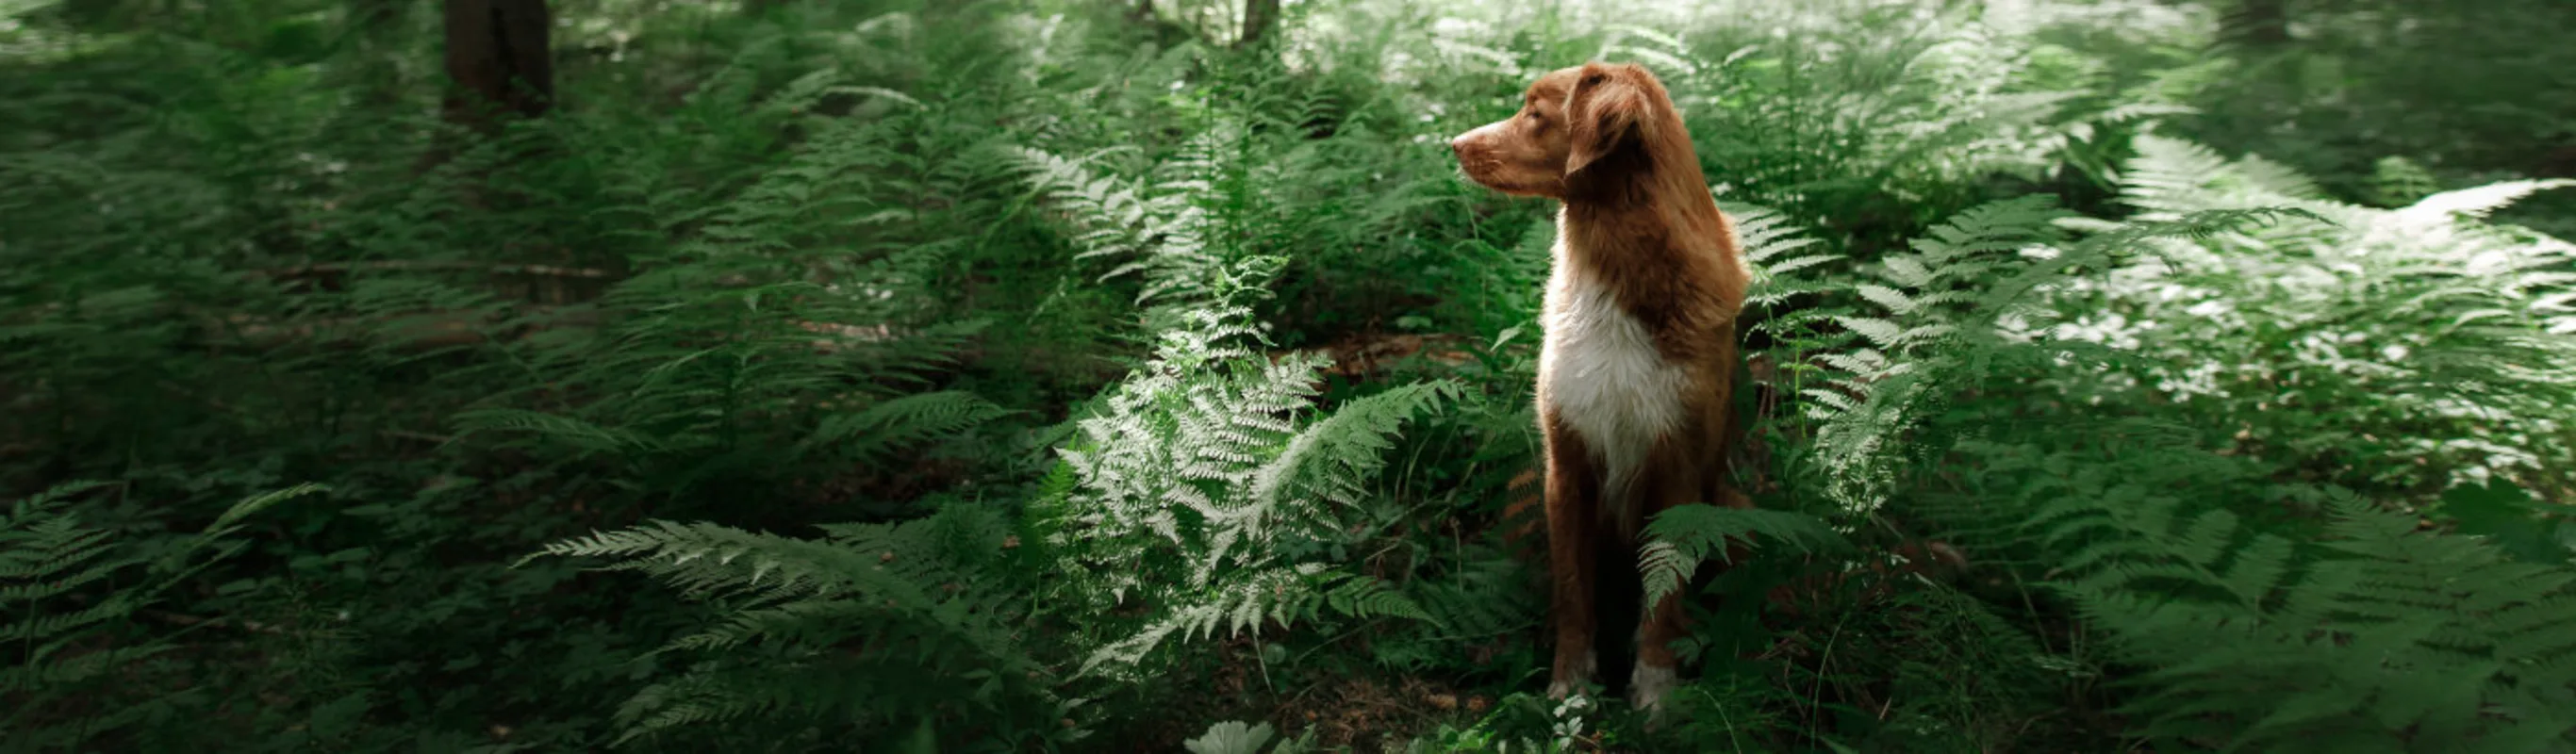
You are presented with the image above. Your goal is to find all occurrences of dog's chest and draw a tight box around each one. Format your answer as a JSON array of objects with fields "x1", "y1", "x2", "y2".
[{"x1": 1540, "y1": 263, "x2": 1692, "y2": 501}]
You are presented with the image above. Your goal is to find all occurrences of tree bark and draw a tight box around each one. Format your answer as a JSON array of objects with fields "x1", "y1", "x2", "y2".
[
  {"x1": 2223, "y1": 0, "x2": 2293, "y2": 47},
  {"x1": 441, "y1": 0, "x2": 554, "y2": 132},
  {"x1": 1237, "y1": 0, "x2": 1278, "y2": 48}
]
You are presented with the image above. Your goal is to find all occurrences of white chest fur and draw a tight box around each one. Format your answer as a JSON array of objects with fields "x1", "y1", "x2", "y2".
[{"x1": 1538, "y1": 248, "x2": 1692, "y2": 508}]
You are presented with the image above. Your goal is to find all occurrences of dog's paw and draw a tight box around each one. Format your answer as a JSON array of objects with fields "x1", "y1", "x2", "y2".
[
  {"x1": 1546, "y1": 648, "x2": 1598, "y2": 699},
  {"x1": 1628, "y1": 662, "x2": 1677, "y2": 722}
]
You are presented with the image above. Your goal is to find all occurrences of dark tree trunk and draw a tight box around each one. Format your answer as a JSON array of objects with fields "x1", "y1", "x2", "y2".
[
  {"x1": 441, "y1": 0, "x2": 554, "y2": 132},
  {"x1": 1237, "y1": 0, "x2": 1278, "y2": 48},
  {"x1": 2539, "y1": 143, "x2": 2576, "y2": 179},
  {"x1": 2224, "y1": 0, "x2": 2293, "y2": 47}
]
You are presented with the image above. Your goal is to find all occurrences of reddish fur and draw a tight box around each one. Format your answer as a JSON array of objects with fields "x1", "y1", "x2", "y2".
[{"x1": 1451, "y1": 62, "x2": 1751, "y2": 710}]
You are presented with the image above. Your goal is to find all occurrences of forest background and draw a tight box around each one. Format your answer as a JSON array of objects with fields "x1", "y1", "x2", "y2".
[{"x1": 6, "y1": 0, "x2": 2576, "y2": 751}]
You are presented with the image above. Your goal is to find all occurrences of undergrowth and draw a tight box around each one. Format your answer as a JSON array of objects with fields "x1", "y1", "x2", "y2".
[{"x1": 4, "y1": 0, "x2": 2572, "y2": 750}]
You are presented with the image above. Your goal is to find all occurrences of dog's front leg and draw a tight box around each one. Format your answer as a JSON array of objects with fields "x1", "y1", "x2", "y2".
[{"x1": 1542, "y1": 417, "x2": 1602, "y2": 699}]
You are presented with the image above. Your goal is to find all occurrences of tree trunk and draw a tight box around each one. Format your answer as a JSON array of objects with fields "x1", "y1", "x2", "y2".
[
  {"x1": 2223, "y1": 0, "x2": 2293, "y2": 47},
  {"x1": 1237, "y1": 0, "x2": 1277, "y2": 48},
  {"x1": 441, "y1": 0, "x2": 554, "y2": 132},
  {"x1": 2540, "y1": 143, "x2": 2576, "y2": 179}
]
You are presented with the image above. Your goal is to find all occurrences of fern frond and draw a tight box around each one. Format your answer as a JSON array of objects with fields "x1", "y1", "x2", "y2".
[
  {"x1": 1980, "y1": 440, "x2": 2576, "y2": 749},
  {"x1": 541, "y1": 502, "x2": 1052, "y2": 744},
  {"x1": 1322, "y1": 572, "x2": 1433, "y2": 624},
  {"x1": 2397, "y1": 179, "x2": 2576, "y2": 224},
  {"x1": 1, "y1": 481, "x2": 283, "y2": 745},
  {"x1": 453, "y1": 407, "x2": 664, "y2": 455},
  {"x1": 801, "y1": 389, "x2": 1010, "y2": 464},
  {"x1": 1640, "y1": 505, "x2": 1853, "y2": 606},
  {"x1": 1038, "y1": 303, "x2": 1458, "y2": 676}
]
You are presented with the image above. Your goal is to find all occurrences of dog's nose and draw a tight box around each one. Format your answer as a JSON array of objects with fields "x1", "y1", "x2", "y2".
[{"x1": 1447, "y1": 136, "x2": 1467, "y2": 157}]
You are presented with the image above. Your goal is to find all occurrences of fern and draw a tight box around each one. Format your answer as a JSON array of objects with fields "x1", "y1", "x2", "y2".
[
  {"x1": 447, "y1": 106, "x2": 1006, "y2": 497},
  {"x1": 1974, "y1": 440, "x2": 2576, "y2": 750},
  {"x1": 1011, "y1": 140, "x2": 1235, "y2": 314},
  {"x1": 1, "y1": 481, "x2": 305, "y2": 751},
  {"x1": 1662, "y1": 2, "x2": 2128, "y2": 238},
  {"x1": 1638, "y1": 505, "x2": 1855, "y2": 607},
  {"x1": 1799, "y1": 189, "x2": 2314, "y2": 512},
  {"x1": 1763, "y1": 133, "x2": 2576, "y2": 750},
  {"x1": 798, "y1": 389, "x2": 1015, "y2": 466},
  {"x1": 1033, "y1": 302, "x2": 1460, "y2": 676},
  {"x1": 1795, "y1": 194, "x2": 2072, "y2": 509},
  {"x1": 1390, "y1": 545, "x2": 1545, "y2": 655},
  {"x1": 536, "y1": 502, "x2": 1073, "y2": 747},
  {"x1": 537, "y1": 289, "x2": 1460, "y2": 737},
  {"x1": 2072, "y1": 135, "x2": 2576, "y2": 489}
]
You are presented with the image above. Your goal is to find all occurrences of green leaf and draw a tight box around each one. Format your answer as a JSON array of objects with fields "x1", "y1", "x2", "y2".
[{"x1": 1184, "y1": 720, "x2": 1276, "y2": 754}]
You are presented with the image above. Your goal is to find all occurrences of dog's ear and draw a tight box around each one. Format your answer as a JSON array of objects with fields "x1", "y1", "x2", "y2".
[{"x1": 1564, "y1": 62, "x2": 1656, "y2": 175}]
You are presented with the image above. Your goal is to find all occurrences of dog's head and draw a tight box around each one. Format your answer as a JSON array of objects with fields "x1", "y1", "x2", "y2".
[{"x1": 1448, "y1": 61, "x2": 1677, "y2": 200}]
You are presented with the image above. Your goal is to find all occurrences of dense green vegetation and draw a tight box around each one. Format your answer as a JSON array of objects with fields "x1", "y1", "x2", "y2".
[{"x1": 6, "y1": 0, "x2": 2575, "y2": 750}]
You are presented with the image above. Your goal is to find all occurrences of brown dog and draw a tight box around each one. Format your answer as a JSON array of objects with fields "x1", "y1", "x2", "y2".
[{"x1": 1450, "y1": 61, "x2": 1750, "y2": 714}]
